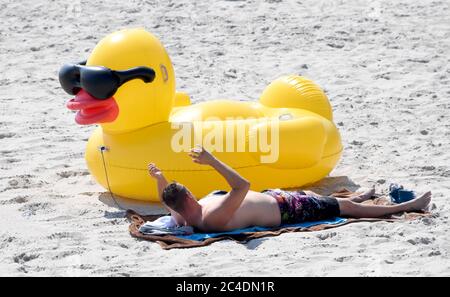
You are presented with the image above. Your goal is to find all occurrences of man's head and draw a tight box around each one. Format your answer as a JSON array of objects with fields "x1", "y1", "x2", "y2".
[{"x1": 162, "y1": 182, "x2": 192, "y2": 213}]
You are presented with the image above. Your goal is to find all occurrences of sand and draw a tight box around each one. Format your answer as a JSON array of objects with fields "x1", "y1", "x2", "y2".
[{"x1": 0, "y1": 0, "x2": 449, "y2": 276}]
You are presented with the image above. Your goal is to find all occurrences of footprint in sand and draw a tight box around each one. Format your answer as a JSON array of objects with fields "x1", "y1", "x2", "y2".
[
  {"x1": 374, "y1": 72, "x2": 391, "y2": 80},
  {"x1": 0, "y1": 132, "x2": 15, "y2": 139},
  {"x1": 0, "y1": 150, "x2": 14, "y2": 155},
  {"x1": 56, "y1": 170, "x2": 90, "y2": 179},
  {"x1": 19, "y1": 202, "x2": 52, "y2": 216},
  {"x1": 48, "y1": 232, "x2": 85, "y2": 242},
  {"x1": 428, "y1": 250, "x2": 441, "y2": 257},
  {"x1": 0, "y1": 235, "x2": 17, "y2": 249},
  {"x1": 13, "y1": 253, "x2": 39, "y2": 264},
  {"x1": 52, "y1": 249, "x2": 86, "y2": 260},
  {"x1": 406, "y1": 58, "x2": 430, "y2": 64},
  {"x1": 0, "y1": 195, "x2": 28, "y2": 205},
  {"x1": 5, "y1": 158, "x2": 20, "y2": 163},
  {"x1": 316, "y1": 232, "x2": 337, "y2": 240},
  {"x1": 335, "y1": 256, "x2": 353, "y2": 262},
  {"x1": 3, "y1": 174, "x2": 40, "y2": 192},
  {"x1": 407, "y1": 236, "x2": 435, "y2": 245}
]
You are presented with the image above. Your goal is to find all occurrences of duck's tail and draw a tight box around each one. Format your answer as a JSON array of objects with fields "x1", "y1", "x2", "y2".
[{"x1": 259, "y1": 75, "x2": 333, "y2": 121}]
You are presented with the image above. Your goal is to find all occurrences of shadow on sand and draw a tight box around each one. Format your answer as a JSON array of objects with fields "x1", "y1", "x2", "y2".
[
  {"x1": 294, "y1": 175, "x2": 361, "y2": 195},
  {"x1": 98, "y1": 192, "x2": 167, "y2": 218}
]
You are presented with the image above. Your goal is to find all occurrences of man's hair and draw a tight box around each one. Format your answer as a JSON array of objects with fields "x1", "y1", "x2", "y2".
[{"x1": 162, "y1": 182, "x2": 188, "y2": 212}]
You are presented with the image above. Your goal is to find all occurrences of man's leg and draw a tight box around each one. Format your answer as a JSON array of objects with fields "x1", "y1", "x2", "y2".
[
  {"x1": 304, "y1": 187, "x2": 375, "y2": 203},
  {"x1": 349, "y1": 187, "x2": 376, "y2": 203},
  {"x1": 337, "y1": 191, "x2": 431, "y2": 218}
]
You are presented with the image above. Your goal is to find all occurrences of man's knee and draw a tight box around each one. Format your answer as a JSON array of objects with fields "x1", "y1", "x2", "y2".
[{"x1": 337, "y1": 199, "x2": 358, "y2": 214}]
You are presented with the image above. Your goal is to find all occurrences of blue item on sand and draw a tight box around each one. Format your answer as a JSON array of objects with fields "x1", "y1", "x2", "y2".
[
  {"x1": 389, "y1": 183, "x2": 415, "y2": 203},
  {"x1": 398, "y1": 190, "x2": 415, "y2": 202}
]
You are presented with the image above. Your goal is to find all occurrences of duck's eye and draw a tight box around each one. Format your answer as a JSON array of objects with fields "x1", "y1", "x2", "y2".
[
  {"x1": 80, "y1": 67, "x2": 119, "y2": 99},
  {"x1": 59, "y1": 64, "x2": 81, "y2": 95}
]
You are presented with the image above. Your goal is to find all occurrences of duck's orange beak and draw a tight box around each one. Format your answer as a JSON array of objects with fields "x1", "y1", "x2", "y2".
[{"x1": 66, "y1": 89, "x2": 119, "y2": 125}]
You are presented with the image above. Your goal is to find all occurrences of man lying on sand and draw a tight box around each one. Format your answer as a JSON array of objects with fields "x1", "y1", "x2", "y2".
[{"x1": 148, "y1": 146, "x2": 431, "y2": 232}]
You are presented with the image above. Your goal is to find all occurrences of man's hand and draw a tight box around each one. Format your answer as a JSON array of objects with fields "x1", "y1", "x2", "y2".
[
  {"x1": 148, "y1": 163, "x2": 181, "y2": 222},
  {"x1": 148, "y1": 163, "x2": 164, "y2": 179},
  {"x1": 189, "y1": 145, "x2": 216, "y2": 165}
]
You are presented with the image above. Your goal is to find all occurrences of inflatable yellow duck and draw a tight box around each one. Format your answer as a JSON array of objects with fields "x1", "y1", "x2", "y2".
[{"x1": 59, "y1": 28, "x2": 342, "y2": 202}]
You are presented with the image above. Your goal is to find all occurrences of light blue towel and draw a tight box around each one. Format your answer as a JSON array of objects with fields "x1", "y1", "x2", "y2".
[
  {"x1": 139, "y1": 216, "x2": 194, "y2": 235},
  {"x1": 176, "y1": 217, "x2": 347, "y2": 241}
]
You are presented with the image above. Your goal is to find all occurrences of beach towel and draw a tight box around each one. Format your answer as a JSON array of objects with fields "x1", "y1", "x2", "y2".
[{"x1": 127, "y1": 189, "x2": 429, "y2": 250}]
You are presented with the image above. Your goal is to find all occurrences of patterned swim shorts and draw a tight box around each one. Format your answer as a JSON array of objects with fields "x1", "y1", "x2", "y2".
[{"x1": 262, "y1": 189, "x2": 341, "y2": 224}]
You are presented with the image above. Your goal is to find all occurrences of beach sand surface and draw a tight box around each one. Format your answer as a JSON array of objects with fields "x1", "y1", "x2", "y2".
[{"x1": 0, "y1": 0, "x2": 449, "y2": 276}]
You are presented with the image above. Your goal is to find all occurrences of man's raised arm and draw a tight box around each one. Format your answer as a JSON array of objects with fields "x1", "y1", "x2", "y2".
[
  {"x1": 189, "y1": 146, "x2": 250, "y2": 225},
  {"x1": 147, "y1": 163, "x2": 186, "y2": 225}
]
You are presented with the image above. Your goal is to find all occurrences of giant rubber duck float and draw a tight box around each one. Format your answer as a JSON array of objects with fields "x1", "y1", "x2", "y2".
[{"x1": 59, "y1": 28, "x2": 342, "y2": 202}]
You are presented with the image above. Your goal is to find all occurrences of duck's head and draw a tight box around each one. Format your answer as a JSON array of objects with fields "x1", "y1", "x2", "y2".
[{"x1": 59, "y1": 28, "x2": 175, "y2": 134}]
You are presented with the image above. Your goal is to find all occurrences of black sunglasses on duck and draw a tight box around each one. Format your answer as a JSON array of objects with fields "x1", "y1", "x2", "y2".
[{"x1": 59, "y1": 61, "x2": 156, "y2": 99}]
